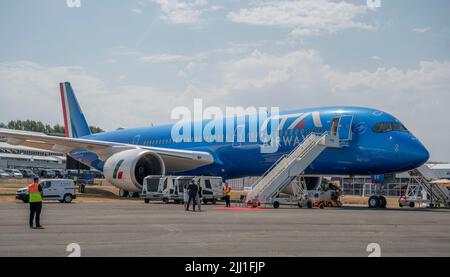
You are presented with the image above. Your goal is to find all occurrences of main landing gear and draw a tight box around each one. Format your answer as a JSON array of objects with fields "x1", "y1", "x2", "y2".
[{"x1": 368, "y1": 195, "x2": 387, "y2": 209}]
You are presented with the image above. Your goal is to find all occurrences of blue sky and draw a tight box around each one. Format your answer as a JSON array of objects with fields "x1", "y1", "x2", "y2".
[{"x1": 0, "y1": 0, "x2": 449, "y2": 161}]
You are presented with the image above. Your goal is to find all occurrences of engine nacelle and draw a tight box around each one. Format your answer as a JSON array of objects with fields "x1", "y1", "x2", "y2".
[{"x1": 104, "y1": 149, "x2": 166, "y2": 192}]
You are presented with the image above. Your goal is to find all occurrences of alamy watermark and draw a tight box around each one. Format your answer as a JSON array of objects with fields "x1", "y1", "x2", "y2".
[
  {"x1": 170, "y1": 99, "x2": 326, "y2": 154},
  {"x1": 367, "y1": 243, "x2": 381, "y2": 257},
  {"x1": 171, "y1": 99, "x2": 281, "y2": 154},
  {"x1": 66, "y1": 243, "x2": 81, "y2": 257},
  {"x1": 367, "y1": 0, "x2": 382, "y2": 9},
  {"x1": 66, "y1": 0, "x2": 81, "y2": 8}
]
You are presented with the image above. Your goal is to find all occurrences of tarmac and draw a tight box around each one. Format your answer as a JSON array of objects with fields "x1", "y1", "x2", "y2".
[{"x1": 1, "y1": 201, "x2": 450, "y2": 257}]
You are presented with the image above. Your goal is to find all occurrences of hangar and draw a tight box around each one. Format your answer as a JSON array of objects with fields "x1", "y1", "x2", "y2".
[{"x1": 0, "y1": 142, "x2": 66, "y2": 170}]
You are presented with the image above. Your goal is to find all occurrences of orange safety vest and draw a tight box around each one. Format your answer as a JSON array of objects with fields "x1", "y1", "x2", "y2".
[{"x1": 28, "y1": 183, "x2": 42, "y2": 203}]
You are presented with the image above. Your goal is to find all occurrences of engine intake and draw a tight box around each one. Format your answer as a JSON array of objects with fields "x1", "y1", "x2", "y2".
[{"x1": 104, "y1": 149, "x2": 165, "y2": 192}]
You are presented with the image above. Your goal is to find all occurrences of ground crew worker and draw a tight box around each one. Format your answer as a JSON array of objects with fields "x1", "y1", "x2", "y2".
[
  {"x1": 186, "y1": 180, "x2": 198, "y2": 212},
  {"x1": 196, "y1": 179, "x2": 202, "y2": 212},
  {"x1": 183, "y1": 182, "x2": 189, "y2": 209},
  {"x1": 74, "y1": 175, "x2": 83, "y2": 193},
  {"x1": 223, "y1": 182, "x2": 232, "y2": 207},
  {"x1": 28, "y1": 177, "x2": 44, "y2": 229}
]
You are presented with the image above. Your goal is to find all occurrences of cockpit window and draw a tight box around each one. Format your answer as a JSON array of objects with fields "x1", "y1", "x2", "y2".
[{"x1": 373, "y1": 122, "x2": 409, "y2": 133}]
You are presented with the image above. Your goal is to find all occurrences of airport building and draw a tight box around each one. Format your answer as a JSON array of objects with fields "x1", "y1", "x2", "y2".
[{"x1": 0, "y1": 142, "x2": 66, "y2": 170}]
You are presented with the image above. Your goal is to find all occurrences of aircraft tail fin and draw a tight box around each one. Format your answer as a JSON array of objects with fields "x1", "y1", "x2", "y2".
[{"x1": 59, "y1": 82, "x2": 92, "y2": 138}]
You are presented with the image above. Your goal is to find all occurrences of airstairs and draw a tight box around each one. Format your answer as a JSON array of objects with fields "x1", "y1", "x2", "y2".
[
  {"x1": 246, "y1": 132, "x2": 341, "y2": 207},
  {"x1": 408, "y1": 167, "x2": 450, "y2": 208}
]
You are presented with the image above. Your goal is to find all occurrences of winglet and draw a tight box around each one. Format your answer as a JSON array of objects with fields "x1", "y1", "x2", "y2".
[{"x1": 59, "y1": 82, "x2": 92, "y2": 138}]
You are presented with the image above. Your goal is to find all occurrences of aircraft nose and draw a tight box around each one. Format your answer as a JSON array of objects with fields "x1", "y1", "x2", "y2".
[{"x1": 404, "y1": 139, "x2": 430, "y2": 169}]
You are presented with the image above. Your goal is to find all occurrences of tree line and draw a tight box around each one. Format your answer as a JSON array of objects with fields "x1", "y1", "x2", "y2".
[{"x1": 0, "y1": 120, "x2": 104, "y2": 135}]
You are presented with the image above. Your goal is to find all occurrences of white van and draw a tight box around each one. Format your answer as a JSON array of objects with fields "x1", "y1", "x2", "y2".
[
  {"x1": 142, "y1": 175, "x2": 166, "y2": 203},
  {"x1": 16, "y1": 179, "x2": 76, "y2": 203},
  {"x1": 142, "y1": 175, "x2": 223, "y2": 205},
  {"x1": 197, "y1": 176, "x2": 224, "y2": 204},
  {"x1": 142, "y1": 175, "x2": 184, "y2": 204}
]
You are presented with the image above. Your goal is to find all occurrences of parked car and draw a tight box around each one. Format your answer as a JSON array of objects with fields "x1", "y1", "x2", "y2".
[
  {"x1": 16, "y1": 179, "x2": 76, "y2": 203},
  {"x1": 40, "y1": 169, "x2": 57, "y2": 178},
  {"x1": 0, "y1": 169, "x2": 11, "y2": 179},
  {"x1": 5, "y1": 169, "x2": 23, "y2": 179},
  {"x1": 19, "y1": 169, "x2": 37, "y2": 179},
  {"x1": 54, "y1": 169, "x2": 67, "y2": 179}
]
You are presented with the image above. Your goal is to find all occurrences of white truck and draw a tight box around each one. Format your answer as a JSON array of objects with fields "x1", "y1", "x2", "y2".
[
  {"x1": 142, "y1": 175, "x2": 224, "y2": 205},
  {"x1": 16, "y1": 179, "x2": 76, "y2": 203}
]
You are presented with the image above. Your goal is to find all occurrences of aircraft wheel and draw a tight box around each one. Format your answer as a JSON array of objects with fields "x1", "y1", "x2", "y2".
[
  {"x1": 368, "y1": 196, "x2": 380, "y2": 208},
  {"x1": 144, "y1": 199, "x2": 150, "y2": 204},
  {"x1": 409, "y1": 202, "x2": 415, "y2": 208},
  {"x1": 273, "y1": 201, "x2": 280, "y2": 209},
  {"x1": 379, "y1": 196, "x2": 387, "y2": 209},
  {"x1": 163, "y1": 198, "x2": 169, "y2": 204},
  {"x1": 119, "y1": 189, "x2": 129, "y2": 198}
]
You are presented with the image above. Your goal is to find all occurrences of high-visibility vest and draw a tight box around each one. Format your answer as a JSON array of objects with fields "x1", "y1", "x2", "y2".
[
  {"x1": 28, "y1": 183, "x2": 42, "y2": 203},
  {"x1": 224, "y1": 185, "x2": 231, "y2": 196}
]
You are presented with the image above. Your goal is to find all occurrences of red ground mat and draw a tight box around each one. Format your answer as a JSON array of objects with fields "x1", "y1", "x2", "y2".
[{"x1": 210, "y1": 206, "x2": 270, "y2": 211}]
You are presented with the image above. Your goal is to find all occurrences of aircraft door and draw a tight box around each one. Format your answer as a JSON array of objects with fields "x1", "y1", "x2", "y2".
[
  {"x1": 330, "y1": 117, "x2": 340, "y2": 136},
  {"x1": 337, "y1": 115, "x2": 354, "y2": 141},
  {"x1": 232, "y1": 124, "x2": 246, "y2": 147},
  {"x1": 132, "y1": 135, "x2": 141, "y2": 145}
]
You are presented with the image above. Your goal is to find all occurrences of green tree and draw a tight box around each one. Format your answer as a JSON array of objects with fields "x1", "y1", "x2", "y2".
[
  {"x1": 89, "y1": 126, "x2": 104, "y2": 134},
  {"x1": 0, "y1": 120, "x2": 104, "y2": 135}
]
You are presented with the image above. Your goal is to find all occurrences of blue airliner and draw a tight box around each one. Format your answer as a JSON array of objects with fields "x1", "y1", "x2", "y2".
[{"x1": 0, "y1": 82, "x2": 429, "y2": 195}]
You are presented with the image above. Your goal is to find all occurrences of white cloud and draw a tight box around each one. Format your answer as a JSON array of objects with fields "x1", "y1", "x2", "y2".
[
  {"x1": 151, "y1": 0, "x2": 209, "y2": 24},
  {"x1": 228, "y1": 0, "x2": 375, "y2": 37},
  {"x1": 413, "y1": 27, "x2": 431, "y2": 33},
  {"x1": 210, "y1": 5, "x2": 224, "y2": 12},
  {"x1": 0, "y1": 61, "x2": 212, "y2": 130},
  {"x1": 371, "y1": 55, "x2": 381, "y2": 61},
  {"x1": 129, "y1": 8, "x2": 143, "y2": 14},
  {"x1": 139, "y1": 53, "x2": 200, "y2": 63},
  {"x1": 109, "y1": 47, "x2": 205, "y2": 64}
]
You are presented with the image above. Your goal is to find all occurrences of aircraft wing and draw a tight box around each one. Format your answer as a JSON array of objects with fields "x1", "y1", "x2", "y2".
[{"x1": 0, "y1": 128, "x2": 214, "y2": 172}]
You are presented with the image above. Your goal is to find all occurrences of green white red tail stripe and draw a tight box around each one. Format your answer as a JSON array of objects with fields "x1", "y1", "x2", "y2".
[{"x1": 60, "y1": 83, "x2": 72, "y2": 138}]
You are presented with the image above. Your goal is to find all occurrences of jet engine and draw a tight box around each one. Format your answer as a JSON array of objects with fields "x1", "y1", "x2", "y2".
[{"x1": 104, "y1": 149, "x2": 166, "y2": 192}]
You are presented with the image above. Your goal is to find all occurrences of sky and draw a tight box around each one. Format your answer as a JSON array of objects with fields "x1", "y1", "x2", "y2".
[{"x1": 0, "y1": 0, "x2": 449, "y2": 161}]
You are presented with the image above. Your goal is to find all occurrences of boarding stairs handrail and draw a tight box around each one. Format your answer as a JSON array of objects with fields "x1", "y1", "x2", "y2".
[
  {"x1": 252, "y1": 132, "x2": 317, "y2": 189},
  {"x1": 409, "y1": 169, "x2": 449, "y2": 206},
  {"x1": 251, "y1": 133, "x2": 319, "y2": 193},
  {"x1": 246, "y1": 132, "x2": 331, "y2": 204}
]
